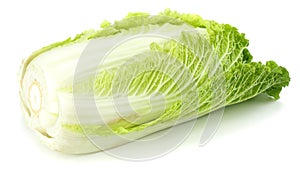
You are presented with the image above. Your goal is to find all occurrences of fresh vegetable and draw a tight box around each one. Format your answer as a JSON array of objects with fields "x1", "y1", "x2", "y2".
[{"x1": 19, "y1": 9, "x2": 290, "y2": 154}]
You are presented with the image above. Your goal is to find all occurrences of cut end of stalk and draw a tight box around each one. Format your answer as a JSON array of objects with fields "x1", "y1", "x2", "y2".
[{"x1": 28, "y1": 79, "x2": 42, "y2": 116}]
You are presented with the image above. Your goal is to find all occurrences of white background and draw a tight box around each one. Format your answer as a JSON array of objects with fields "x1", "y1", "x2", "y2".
[{"x1": 1, "y1": 0, "x2": 299, "y2": 173}]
